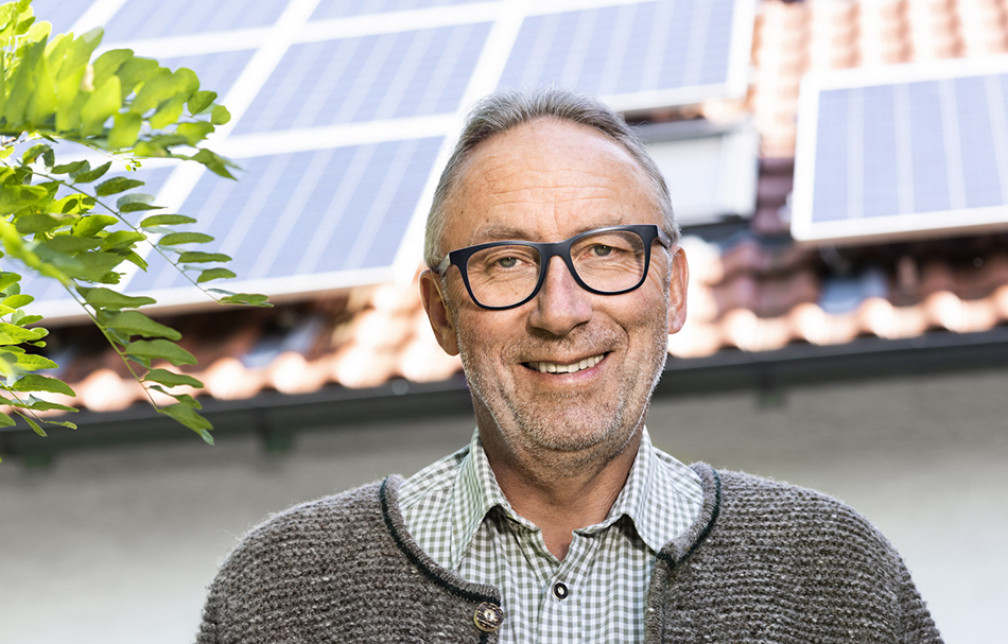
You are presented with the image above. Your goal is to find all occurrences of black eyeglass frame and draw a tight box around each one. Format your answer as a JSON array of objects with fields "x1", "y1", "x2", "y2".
[{"x1": 433, "y1": 224, "x2": 673, "y2": 311}]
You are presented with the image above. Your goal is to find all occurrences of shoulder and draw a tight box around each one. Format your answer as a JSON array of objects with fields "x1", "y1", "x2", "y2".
[
  {"x1": 691, "y1": 465, "x2": 907, "y2": 571},
  {"x1": 213, "y1": 479, "x2": 396, "y2": 582}
]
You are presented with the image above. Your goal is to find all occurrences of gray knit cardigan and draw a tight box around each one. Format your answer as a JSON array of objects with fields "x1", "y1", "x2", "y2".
[{"x1": 197, "y1": 464, "x2": 942, "y2": 643}]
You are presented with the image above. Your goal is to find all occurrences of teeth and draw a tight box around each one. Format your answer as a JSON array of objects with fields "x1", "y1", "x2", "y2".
[{"x1": 530, "y1": 354, "x2": 604, "y2": 374}]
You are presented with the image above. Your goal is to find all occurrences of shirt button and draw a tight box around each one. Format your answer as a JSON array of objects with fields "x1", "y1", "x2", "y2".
[{"x1": 552, "y1": 582, "x2": 569, "y2": 600}]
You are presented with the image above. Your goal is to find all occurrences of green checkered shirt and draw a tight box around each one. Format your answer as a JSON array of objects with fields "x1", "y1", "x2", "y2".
[{"x1": 398, "y1": 428, "x2": 703, "y2": 643}]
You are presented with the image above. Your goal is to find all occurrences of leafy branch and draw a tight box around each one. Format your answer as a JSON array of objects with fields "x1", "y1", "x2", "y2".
[{"x1": 0, "y1": 0, "x2": 269, "y2": 453}]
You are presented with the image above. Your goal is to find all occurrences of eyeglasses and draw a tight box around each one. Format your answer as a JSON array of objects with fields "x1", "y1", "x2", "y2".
[{"x1": 434, "y1": 224, "x2": 672, "y2": 310}]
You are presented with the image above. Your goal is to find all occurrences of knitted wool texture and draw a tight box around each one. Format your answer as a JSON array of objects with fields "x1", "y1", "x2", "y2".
[{"x1": 197, "y1": 465, "x2": 942, "y2": 643}]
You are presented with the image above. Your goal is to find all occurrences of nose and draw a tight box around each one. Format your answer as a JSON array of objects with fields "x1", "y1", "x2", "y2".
[{"x1": 527, "y1": 255, "x2": 592, "y2": 336}]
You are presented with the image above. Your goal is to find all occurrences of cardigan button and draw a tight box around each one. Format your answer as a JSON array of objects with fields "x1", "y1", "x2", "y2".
[{"x1": 473, "y1": 601, "x2": 504, "y2": 632}]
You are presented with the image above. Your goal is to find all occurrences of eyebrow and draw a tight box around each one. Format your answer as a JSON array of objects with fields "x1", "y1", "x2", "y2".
[{"x1": 467, "y1": 219, "x2": 627, "y2": 245}]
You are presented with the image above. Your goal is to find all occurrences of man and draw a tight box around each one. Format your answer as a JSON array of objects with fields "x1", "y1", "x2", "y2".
[{"x1": 197, "y1": 88, "x2": 942, "y2": 643}]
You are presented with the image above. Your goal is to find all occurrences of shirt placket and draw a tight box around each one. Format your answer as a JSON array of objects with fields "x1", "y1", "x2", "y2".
[{"x1": 536, "y1": 532, "x2": 600, "y2": 644}]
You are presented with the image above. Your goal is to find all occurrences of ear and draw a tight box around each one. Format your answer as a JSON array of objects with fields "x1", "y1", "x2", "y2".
[
  {"x1": 666, "y1": 247, "x2": 689, "y2": 335},
  {"x1": 419, "y1": 269, "x2": 460, "y2": 356}
]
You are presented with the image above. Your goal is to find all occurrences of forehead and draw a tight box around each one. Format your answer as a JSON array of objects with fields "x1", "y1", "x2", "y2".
[{"x1": 443, "y1": 118, "x2": 659, "y2": 245}]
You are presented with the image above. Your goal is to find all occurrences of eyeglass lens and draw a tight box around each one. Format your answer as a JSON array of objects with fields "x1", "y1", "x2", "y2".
[{"x1": 464, "y1": 229, "x2": 648, "y2": 308}]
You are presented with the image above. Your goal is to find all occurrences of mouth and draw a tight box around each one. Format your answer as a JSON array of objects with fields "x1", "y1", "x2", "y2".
[{"x1": 523, "y1": 353, "x2": 606, "y2": 374}]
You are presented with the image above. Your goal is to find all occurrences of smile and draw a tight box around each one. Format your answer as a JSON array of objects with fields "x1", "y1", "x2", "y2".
[{"x1": 525, "y1": 353, "x2": 605, "y2": 374}]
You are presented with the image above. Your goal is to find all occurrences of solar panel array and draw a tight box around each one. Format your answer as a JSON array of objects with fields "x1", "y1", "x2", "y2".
[
  {"x1": 27, "y1": 0, "x2": 754, "y2": 316},
  {"x1": 792, "y1": 56, "x2": 1008, "y2": 244}
]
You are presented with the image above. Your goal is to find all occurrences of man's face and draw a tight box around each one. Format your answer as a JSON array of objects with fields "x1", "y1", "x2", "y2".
[{"x1": 420, "y1": 118, "x2": 688, "y2": 470}]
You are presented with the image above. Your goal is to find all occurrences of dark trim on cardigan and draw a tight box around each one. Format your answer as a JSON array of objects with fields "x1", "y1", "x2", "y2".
[
  {"x1": 380, "y1": 477, "x2": 499, "y2": 607},
  {"x1": 656, "y1": 466, "x2": 722, "y2": 569}
]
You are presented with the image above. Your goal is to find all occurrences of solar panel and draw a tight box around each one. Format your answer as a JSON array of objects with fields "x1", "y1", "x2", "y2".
[
  {"x1": 125, "y1": 137, "x2": 443, "y2": 302},
  {"x1": 24, "y1": 0, "x2": 754, "y2": 317},
  {"x1": 232, "y1": 22, "x2": 491, "y2": 134},
  {"x1": 498, "y1": 0, "x2": 753, "y2": 110},
  {"x1": 792, "y1": 56, "x2": 1008, "y2": 244},
  {"x1": 102, "y1": 0, "x2": 288, "y2": 39}
]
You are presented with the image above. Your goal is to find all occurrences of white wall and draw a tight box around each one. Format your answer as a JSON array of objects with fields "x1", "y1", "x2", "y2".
[{"x1": 1, "y1": 367, "x2": 1004, "y2": 643}]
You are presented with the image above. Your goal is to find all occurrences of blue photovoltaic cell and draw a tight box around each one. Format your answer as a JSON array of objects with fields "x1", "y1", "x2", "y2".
[
  {"x1": 956, "y1": 76, "x2": 1002, "y2": 209},
  {"x1": 102, "y1": 0, "x2": 288, "y2": 40},
  {"x1": 861, "y1": 84, "x2": 898, "y2": 219},
  {"x1": 809, "y1": 71, "x2": 1008, "y2": 227},
  {"x1": 233, "y1": 22, "x2": 490, "y2": 133},
  {"x1": 311, "y1": 0, "x2": 480, "y2": 20},
  {"x1": 160, "y1": 50, "x2": 255, "y2": 100},
  {"x1": 34, "y1": 0, "x2": 95, "y2": 35},
  {"x1": 125, "y1": 137, "x2": 443, "y2": 292},
  {"x1": 811, "y1": 89, "x2": 848, "y2": 223},
  {"x1": 498, "y1": 0, "x2": 736, "y2": 98},
  {"x1": 906, "y1": 80, "x2": 951, "y2": 214}
]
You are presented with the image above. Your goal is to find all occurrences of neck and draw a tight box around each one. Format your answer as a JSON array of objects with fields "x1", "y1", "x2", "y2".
[{"x1": 480, "y1": 427, "x2": 642, "y2": 560}]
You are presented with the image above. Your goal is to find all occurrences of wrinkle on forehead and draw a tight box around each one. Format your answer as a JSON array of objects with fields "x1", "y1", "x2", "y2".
[{"x1": 441, "y1": 119, "x2": 660, "y2": 249}]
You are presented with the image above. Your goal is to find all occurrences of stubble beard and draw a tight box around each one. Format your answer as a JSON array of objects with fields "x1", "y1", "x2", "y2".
[{"x1": 456, "y1": 311, "x2": 670, "y2": 477}]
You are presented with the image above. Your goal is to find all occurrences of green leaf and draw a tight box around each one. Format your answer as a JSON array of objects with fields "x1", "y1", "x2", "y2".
[
  {"x1": 0, "y1": 322, "x2": 45, "y2": 344},
  {"x1": 8, "y1": 351, "x2": 58, "y2": 371},
  {"x1": 140, "y1": 214, "x2": 195, "y2": 227},
  {"x1": 176, "y1": 121, "x2": 214, "y2": 146},
  {"x1": 196, "y1": 267, "x2": 235, "y2": 283},
  {"x1": 21, "y1": 143, "x2": 52, "y2": 164},
  {"x1": 72, "y1": 213, "x2": 118, "y2": 236},
  {"x1": 66, "y1": 250, "x2": 124, "y2": 281},
  {"x1": 0, "y1": 412, "x2": 14, "y2": 428},
  {"x1": 72, "y1": 160, "x2": 112, "y2": 183},
  {"x1": 159, "y1": 232, "x2": 213, "y2": 246},
  {"x1": 190, "y1": 148, "x2": 237, "y2": 179},
  {"x1": 21, "y1": 413, "x2": 47, "y2": 437},
  {"x1": 0, "y1": 272, "x2": 22, "y2": 292},
  {"x1": 51, "y1": 160, "x2": 88, "y2": 175},
  {"x1": 94, "y1": 176, "x2": 144, "y2": 196},
  {"x1": 116, "y1": 55, "x2": 158, "y2": 99},
  {"x1": 144, "y1": 367, "x2": 202, "y2": 388},
  {"x1": 0, "y1": 184, "x2": 48, "y2": 212},
  {"x1": 100, "y1": 230, "x2": 145, "y2": 250},
  {"x1": 92, "y1": 48, "x2": 131, "y2": 89},
  {"x1": 9, "y1": 374, "x2": 75, "y2": 396},
  {"x1": 44, "y1": 234, "x2": 102, "y2": 254},
  {"x1": 23, "y1": 398, "x2": 77, "y2": 412},
  {"x1": 210, "y1": 104, "x2": 230, "y2": 125},
  {"x1": 80, "y1": 74, "x2": 121, "y2": 135},
  {"x1": 117, "y1": 192, "x2": 159, "y2": 212},
  {"x1": 78, "y1": 287, "x2": 155, "y2": 310},
  {"x1": 125, "y1": 338, "x2": 197, "y2": 366},
  {"x1": 187, "y1": 90, "x2": 216, "y2": 115},
  {"x1": 2, "y1": 293, "x2": 33, "y2": 308},
  {"x1": 150, "y1": 94, "x2": 185, "y2": 129},
  {"x1": 108, "y1": 110, "x2": 142, "y2": 148},
  {"x1": 158, "y1": 402, "x2": 213, "y2": 444},
  {"x1": 14, "y1": 212, "x2": 73, "y2": 234},
  {"x1": 102, "y1": 310, "x2": 181, "y2": 340},
  {"x1": 26, "y1": 51, "x2": 58, "y2": 126},
  {"x1": 54, "y1": 193, "x2": 95, "y2": 215},
  {"x1": 177, "y1": 250, "x2": 231, "y2": 263},
  {"x1": 219, "y1": 293, "x2": 271, "y2": 307}
]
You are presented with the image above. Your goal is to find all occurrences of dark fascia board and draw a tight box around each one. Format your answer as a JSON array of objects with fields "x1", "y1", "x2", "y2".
[{"x1": 4, "y1": 328, "x2": 1008, "y2": 462}]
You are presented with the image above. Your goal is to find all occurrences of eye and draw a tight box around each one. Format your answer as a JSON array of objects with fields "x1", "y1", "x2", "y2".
[
  {"x1": 590, "y1": 244, "x2": 614, "y2": 257},
  {"x1": 496, "y1": 256, "x2": 519, "y2": 268}
]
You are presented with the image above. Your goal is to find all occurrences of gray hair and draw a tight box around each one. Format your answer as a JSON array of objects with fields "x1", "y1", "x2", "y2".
[{"x1": 423, "y1": 87, "x2": 679, "y2": 268}]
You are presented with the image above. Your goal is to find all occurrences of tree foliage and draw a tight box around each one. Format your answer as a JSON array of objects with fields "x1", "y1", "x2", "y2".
[{"x1": 0, "y1": 0, "x2": 267, "y2": 452}]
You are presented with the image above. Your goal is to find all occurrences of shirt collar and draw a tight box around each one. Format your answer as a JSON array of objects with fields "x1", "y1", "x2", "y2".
[
  {"x1": 448, "y1": 426, "x2": 699, "y2": 566},
  {"x1": 449, "y1": 429, "x2": 513, "y2": 568}
]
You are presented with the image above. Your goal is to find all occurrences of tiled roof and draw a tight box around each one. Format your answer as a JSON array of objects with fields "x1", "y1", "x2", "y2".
[{"x1": 25, "y1": 0, "x2": 1008, "y2": 414}]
